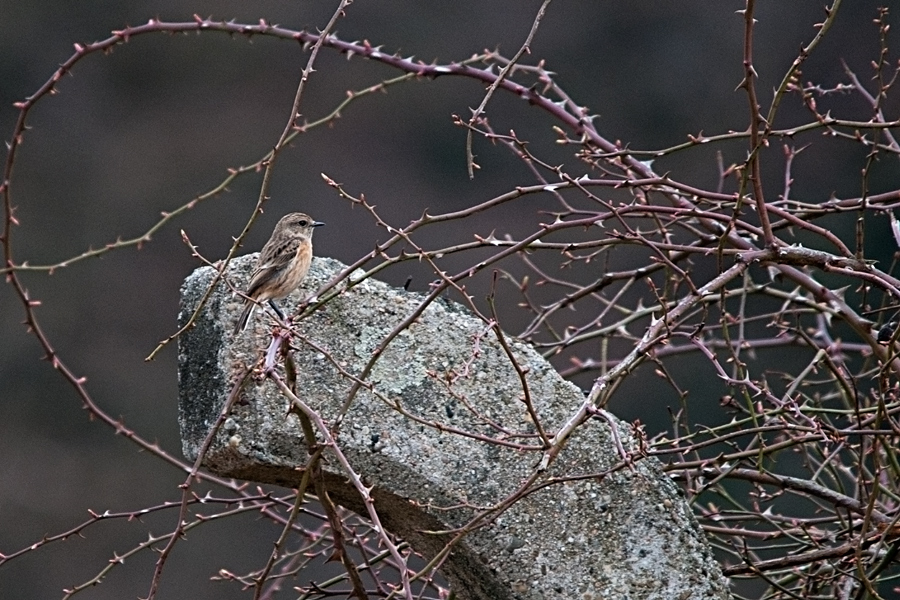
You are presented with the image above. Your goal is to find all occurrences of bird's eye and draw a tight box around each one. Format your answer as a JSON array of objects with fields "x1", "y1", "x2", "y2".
[{"x1": 298, "y1": 219, "x2": 308, "y2": 227}]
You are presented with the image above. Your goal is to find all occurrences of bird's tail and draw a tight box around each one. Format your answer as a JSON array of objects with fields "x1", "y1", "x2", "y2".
[{"x1": 234, "y1": 302, "x2": 255, "y2": 334}]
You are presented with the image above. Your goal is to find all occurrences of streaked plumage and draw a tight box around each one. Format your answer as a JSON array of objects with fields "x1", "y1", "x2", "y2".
[{"x1": 234, "y1": 212, "x2": 324, "y2": 333}]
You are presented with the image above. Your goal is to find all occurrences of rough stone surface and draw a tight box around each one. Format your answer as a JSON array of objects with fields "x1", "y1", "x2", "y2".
[{"x1": 178, "y1": 255, "x2": 732, "y2": 600}]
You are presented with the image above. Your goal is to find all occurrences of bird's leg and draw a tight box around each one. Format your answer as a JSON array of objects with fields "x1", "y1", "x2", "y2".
[{"x1": 267, "y1": 299, "x2": 286, "y2": 321}]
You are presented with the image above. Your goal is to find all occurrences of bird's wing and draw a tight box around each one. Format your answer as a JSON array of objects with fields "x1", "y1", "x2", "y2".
[{"x1": 246, "y1": 237, "x2": 302, "y2": 296}]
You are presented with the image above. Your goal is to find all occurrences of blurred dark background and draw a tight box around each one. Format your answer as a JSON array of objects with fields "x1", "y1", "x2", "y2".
[{"x1": 2, "y1": 1, "x2": 898, "y2": 598}]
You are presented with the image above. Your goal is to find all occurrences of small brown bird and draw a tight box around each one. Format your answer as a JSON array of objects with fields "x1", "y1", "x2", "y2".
[{"x1": 234, "y1": 212, "x2": 325, "y2": 333}]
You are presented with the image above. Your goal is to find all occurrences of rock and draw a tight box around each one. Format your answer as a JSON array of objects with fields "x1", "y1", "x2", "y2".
[{"x1": 178, "y1": 255, "x2": 730, "y2": 600}]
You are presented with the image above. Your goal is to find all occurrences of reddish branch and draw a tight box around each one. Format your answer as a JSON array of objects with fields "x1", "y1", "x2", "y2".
[{"x1": 4, "y1": 2, "x2": 900, "y2": 598}]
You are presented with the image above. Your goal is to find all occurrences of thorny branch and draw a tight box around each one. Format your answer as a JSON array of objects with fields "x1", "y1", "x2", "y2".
[{"x1": 4, "y1": 2, "x2": 900, "y2": 599}]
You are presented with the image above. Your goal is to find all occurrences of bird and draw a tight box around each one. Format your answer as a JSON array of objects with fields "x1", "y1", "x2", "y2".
[{"x1": 234, "y1": 212, "x2": 325, "y2": 334}]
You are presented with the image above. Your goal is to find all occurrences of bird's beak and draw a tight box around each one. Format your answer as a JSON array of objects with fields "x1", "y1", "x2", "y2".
[{"x1": 312, "y1": 221, "x2": 325, "y2": 228}]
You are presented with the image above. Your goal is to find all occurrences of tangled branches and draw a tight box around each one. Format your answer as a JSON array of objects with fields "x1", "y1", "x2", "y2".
[{"x1": 3, "y1": 2, "x2": 900, "y2": 599}]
